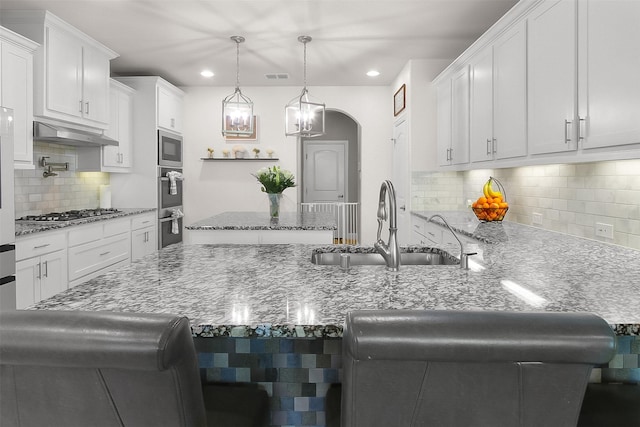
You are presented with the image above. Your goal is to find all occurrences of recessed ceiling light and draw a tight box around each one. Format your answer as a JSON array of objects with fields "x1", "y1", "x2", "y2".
[
  {"x1": 366, "y1": 70, "x2": 380, "y2": 77},
  {"x1": 200, "y1": 70, "x2": 214, "y2": 78}
]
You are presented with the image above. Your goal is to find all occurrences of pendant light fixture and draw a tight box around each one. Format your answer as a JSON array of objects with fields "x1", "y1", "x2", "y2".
[
  {"x1": 285, "y1": 35, "x2": 325, "y2": 138},
  {"x1": 222, "y1": 36, "x2": 254, "y2": 137}
]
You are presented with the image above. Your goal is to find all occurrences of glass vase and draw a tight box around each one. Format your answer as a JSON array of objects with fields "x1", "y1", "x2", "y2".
[{"x1": 268, "y1": 193, "x2": 282, "y2": 218}]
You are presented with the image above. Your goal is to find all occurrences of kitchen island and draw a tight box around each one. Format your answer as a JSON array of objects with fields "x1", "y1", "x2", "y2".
[
  {"x1": 186, "y1": 211, "x2": 337, "y2": 244},
  {"x1": 31, "y1": 219, "x2": 640, "y2": 426}
]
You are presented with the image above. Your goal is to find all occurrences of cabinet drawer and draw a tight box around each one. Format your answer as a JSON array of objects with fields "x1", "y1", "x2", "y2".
[
  {"x1": 16, "y1": 231, "x2": 66, "y2": 261},
  {"x1": 68, "y1": 233, "x2": 130, "y2": 281},
  {"x1": 68, "y1": 219, "x2": 130, "y2": 247},
  {"x1": 131, "y1": 213, "x2": 156, "y2": 231},
  {"x1": 104, "y1": 218, "x2": 130, "y2": 237}
]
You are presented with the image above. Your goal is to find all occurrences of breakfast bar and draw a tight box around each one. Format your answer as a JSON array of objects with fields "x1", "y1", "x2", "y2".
[{"x1": 30, "y1": 219, "x2": 640, "y2": 426}]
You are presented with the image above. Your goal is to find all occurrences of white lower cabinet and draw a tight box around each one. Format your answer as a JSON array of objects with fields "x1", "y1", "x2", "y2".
[
  {"x1": 131, "y1": 213, "x2": 157, "y2": 261},
  {"x1": 67, "y1": 219, "x2": 131, "y2": 287},
  {"x1": 15, "y1": 230, "x2": 67, "y2": 308}
]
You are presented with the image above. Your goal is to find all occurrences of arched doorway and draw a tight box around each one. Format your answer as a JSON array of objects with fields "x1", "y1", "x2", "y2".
[{"x1": 299, "y1": 109, "x2": 361, "y2": 243}]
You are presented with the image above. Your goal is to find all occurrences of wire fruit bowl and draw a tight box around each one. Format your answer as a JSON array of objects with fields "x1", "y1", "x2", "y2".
[{"x1": 472, "y1": 177, "x2": 508, "y2": 222}]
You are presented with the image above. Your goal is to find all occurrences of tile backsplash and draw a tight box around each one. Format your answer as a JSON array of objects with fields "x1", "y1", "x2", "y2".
[
  {"x1": 412, "y1": 159, "x2": 640, "y2": 250},
  {"x1": 14, "y1": 142, "x2": 109, "y2": 218}
]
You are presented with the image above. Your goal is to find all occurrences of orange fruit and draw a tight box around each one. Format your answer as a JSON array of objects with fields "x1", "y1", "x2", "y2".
[
  {"x1": 499, "y1": 202, "x2": 508, "y2": 208},
  {"x1": 482, "y1": 203, "x2": 490, "y2": 209},
  {"x1": 489, "y1": 202, "x2": 500, "y2": 209},
  {"x1": 477, "y1": 197, "x2": 487, "y2": 205}
]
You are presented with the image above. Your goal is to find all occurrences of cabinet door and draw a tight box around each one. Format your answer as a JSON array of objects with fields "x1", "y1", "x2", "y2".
[
  {"x1": 493, "y1": 20, "x2": 527, "y2": 160},
  {"x1": 45, "y1": 25, "x2": 83, "y2": 119},
  {"x1": 82, "y1": 46, "x2": 110, "y2": 126},
  {"x1": 102, "y1": 88, "x2": 120, "y2": 167},
  {"x1": 15, "y1": 257, "x2": 39, "y2": 309},
  {"x1": 39, "y1": 250, "x2": 67, "y2": 300},
  {"x1": 469, "y1": 48, "x2": 494, "y2": 163},
  {"x1": 437, "y1": 79, "x2": 452, "y2": 166},
  {"x1": 1, "y1": 40, "x2": 34, "y2": 167},
  {"x1": 157, "y1": 86, "x2": 182, "y2": 133},
  {"x1": 451, "y1": 66, "x2": 470, "y2": 165},
  {"x1": 578, "y1": 0, "x2": 640, "y2": 149},
  {"x1": 132, "y1": 226, "x2": 156, "y2": 261},
  {"x1": 528, "y1": 0, "x2": 577, "y2": 155},
  {"x1": 117, "y1": 87, "x2": 133, "y2": 167}
]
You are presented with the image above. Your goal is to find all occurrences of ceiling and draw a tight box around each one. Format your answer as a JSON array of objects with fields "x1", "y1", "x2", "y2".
[{"x1": 0, "y1": 0, "x2": 519, "y2": 88}]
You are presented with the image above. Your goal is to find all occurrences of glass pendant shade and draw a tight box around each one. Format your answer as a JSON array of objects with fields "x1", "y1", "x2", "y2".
[
  {"x1": 285, "y1": 35, "x2": 325, "y2": 138},
  {"x1": 222, "y1": 36, "x2": 254, "y2": 137}
]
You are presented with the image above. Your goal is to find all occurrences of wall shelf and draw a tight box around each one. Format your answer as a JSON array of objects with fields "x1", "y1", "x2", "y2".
[{"x1": 200, "y1": 158, "x2": 279, "y2": 161}]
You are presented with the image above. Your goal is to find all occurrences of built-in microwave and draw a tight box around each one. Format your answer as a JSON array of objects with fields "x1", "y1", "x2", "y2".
[{"x1": 158, "y1": 130, "x2": 182, "y2": 167}]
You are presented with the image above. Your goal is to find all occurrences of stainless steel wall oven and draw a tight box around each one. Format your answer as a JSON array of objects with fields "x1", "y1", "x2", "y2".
[{"x1": 158, "y1": 166, "x2": 183, "y2": 248}]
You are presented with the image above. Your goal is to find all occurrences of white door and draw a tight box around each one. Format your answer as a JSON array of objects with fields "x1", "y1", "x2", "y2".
[
  {"x1": 392, "y1": 119, "x2": 410, "y2": 246},
  {"x1": 303, "y1": 141, "x2": 347, "y2": 203}
]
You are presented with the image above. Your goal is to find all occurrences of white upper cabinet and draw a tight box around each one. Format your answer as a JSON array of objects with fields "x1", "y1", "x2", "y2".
[
  {"x1": 450, "y1": 66, "x2": 470, "y2": 166},
  {"x1": 470, "y1": 20, "x2": 527, "y2": 164},
  {"x1": 438, "y1": 65, "x2": 470, "y2": 167},
  {"x1": 492, "y1": 20, "x2": 527, "y2": 161},
  {"x1": 578, "y1": 0, "x2": 640, "y2": 150},
  {"x1": 436, "y1": 78, "x2": 452, "y2": 166},
  {"x1": 527, "y1": 0, "x2": 577, "y2": 155},
  {"x1": 157, "y1": 83, "x2": 183, "y2": 134},
  {"x1": 0, "y1": 26, "x2": 38, "y2": 169},
  {"x1": 77, "y1": 79, "x2": 135, "y2": 172},
  {"x1": 1, "y1": 11, "x2": 118, "y2": 130},
  {"x1": 469, "y1": 48, "x2": 494, "y2": 163},
  {"x1": 102, "y1": 80, "x2": 134, "y2": 169}
]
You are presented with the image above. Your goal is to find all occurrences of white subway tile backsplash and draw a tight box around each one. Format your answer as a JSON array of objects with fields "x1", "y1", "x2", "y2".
[
  {"x1": 413, "y1": 159, "x2": 640, "y2": 250},
  {"x1": 13, "y1": 142, "x2": 109, "y2": 218}
]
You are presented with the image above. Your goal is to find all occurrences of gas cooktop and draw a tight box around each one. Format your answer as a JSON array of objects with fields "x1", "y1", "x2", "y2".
[{"x1": 18, "y1": 208, "x2": 122, "y2": 222}]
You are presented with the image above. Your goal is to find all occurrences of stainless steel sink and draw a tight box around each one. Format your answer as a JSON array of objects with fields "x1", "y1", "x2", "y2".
[{"x1": 310, "y1": 251, "x2": 459, "y2": 266}]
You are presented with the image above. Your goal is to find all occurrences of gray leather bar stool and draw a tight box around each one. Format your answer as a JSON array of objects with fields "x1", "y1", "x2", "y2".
[
  {"x1": 341, "y1": 310, "x2": 616, "y2": 427},
  {"x1": 0, "y1": 310, "x2": 268, "y2": 427}
]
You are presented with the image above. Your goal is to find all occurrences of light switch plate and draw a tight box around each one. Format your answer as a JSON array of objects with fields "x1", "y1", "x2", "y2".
[{"x1": 595, "y1": 222, "x2": 614, "y2": 239}]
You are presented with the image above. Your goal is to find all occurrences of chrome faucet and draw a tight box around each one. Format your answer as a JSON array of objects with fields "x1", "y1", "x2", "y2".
[
  {"x1": 374, "y1": 180, "x2": 401, "y2": 271},
  {"x1": 427, "y1": 214, "x2": 476, "y2": 269}
]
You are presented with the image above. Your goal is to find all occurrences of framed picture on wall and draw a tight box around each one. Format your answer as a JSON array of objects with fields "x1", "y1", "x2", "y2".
[
  {"x1": 394, "y1": 84, "x2": 406, "y2": 116},
  {"x1": 225, "y1": 116, "x2": 258, "y2": 141}
]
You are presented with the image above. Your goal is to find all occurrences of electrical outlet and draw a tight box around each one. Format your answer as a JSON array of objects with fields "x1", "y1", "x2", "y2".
[
  {"x1": 595, "y1": 222, "x2": 614, "y2": 239},
  {"x1": 532, "y1": 212, "x2": 543, "y2": 225}
]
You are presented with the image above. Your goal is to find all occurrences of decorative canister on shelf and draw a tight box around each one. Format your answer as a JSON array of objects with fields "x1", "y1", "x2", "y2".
[
  {"x1": 232, "y1": 145, "x2": 246, "y2": 158},
  {"x1": 253, "y1": 165, "x2": 296, "y2": 218}
]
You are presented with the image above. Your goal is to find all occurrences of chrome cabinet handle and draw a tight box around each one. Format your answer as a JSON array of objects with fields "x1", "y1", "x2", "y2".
[
  {"x1": 493, "y1": 138, "x2": 497, "y2": 154},
  {"x1": 564, "y1": 119, "x2": 572, "y2": 143},
  {"x1": 578, "y1": 117, "x2": 586, "y2": 141},
  {"x1": 99, "y1": 251, "x2": 110, "y2": 256},
  {"x1": 486, "y1": 139, "x2": 491, "y2": 155},
  {"x1": 85, "y1": 102, "x2": 90, "y2": 115},
  {"x1": 33, "y1": 244, "x2": 50, "y2": 249},
  {"x1": 171, "y1": 118, "x2": 175, "y2": 128},
  {"x1": 43, "y1": 261, "x2": 48, "y2": 278},
  {"x1": 79, "y1": 100, "x2": 83, "y2": 113},
  {"x1": 37, "y1": 263, "x2": 41, "y2": 280}
]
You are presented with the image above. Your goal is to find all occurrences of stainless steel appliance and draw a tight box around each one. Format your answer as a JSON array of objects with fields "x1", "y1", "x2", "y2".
[
  {"x1": 158, "y1": 130, "x2": 183, "y2": 167},
  {"x1": 0, "y1": 107, "x2": 16, "y2": 311},
  {"x1": 158, "y1": 167, "x2": 183, "y2": 248}
]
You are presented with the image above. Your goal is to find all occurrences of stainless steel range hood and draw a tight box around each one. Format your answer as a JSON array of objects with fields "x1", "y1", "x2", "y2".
[{"x1": 33, "y1": 121, "x2": 118, "y2": 147}]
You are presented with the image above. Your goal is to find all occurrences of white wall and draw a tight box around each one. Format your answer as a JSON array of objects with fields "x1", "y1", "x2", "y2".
[{"x1": 182, "y1": 85, "x2": 390, "y2": 244}]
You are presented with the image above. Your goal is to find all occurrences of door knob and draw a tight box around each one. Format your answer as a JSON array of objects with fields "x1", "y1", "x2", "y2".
[{"x1": 400, "y1": 205, "x2": 406, "y2": 211}]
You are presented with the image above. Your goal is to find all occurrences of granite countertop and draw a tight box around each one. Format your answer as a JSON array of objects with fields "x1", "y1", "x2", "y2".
[
  {"x1": 15, "y1": 208, "x2": 157, "y2": 237},
  {"x1": 32, "y1": 216, "x2": 640, "y2": 336},
  {"x1": 186, "y1": 211, "x2": 337, "y2": 231}
]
